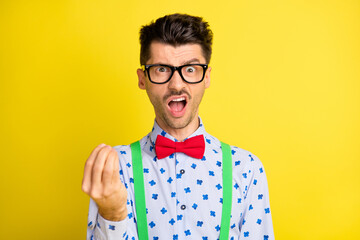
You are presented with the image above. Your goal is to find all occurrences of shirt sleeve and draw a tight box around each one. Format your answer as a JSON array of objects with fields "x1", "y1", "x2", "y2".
[
  {"x1": 239, "y1": 154, "x2": 275, "y2": 240},
  {"x1": 86, "y1": 198, "x2": 128, "y2": 240}
]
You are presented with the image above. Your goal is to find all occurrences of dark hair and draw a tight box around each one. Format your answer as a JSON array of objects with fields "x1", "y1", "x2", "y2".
[{"x1": 139, "y1": 13, "x2": 213, "y2": 65}]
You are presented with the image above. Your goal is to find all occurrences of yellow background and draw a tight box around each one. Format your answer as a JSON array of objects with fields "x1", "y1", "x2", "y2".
[{"x1": 1, "y1": 0, "x2": 359, "y2": 239}]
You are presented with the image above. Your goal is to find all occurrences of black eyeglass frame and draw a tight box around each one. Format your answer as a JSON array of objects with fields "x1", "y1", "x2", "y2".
[{"x1": 143, "y1": 64, "x2": 208, "y2": 84}]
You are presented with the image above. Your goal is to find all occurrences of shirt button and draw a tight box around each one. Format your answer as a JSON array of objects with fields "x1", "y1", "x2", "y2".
[
  {"x1": 180, "y1": 169, "x2": 185, "y2": 174},
  {"x1": 181, "y1": 205, "x2": 186, "y2": 210}
]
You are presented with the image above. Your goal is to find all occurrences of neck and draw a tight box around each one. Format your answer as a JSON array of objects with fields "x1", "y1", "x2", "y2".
[{"x1": 156, "y1": 116, "x2": 200, "y2": 142}]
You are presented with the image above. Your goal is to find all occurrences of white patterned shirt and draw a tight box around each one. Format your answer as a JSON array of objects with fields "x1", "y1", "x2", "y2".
[{"x1": 87, "y1": 118, "x2": 274, "y2": 240}]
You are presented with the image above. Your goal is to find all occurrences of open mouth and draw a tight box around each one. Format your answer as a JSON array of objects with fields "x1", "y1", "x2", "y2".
[{"x1": 168, "y1": 97, "x2": 187, "y2": 113}]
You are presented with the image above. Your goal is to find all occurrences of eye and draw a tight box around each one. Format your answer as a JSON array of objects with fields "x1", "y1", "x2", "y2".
[
  {"x1": 185, "y1": 66, "x2": 196, "y2": 73},
  {"x1": 156, "y1": 66, "x2": 169, "y2": 73}
]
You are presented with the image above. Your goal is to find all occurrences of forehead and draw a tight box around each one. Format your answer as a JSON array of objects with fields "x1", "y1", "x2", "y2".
[{"x1": 147, "y1": 42, "x2": 205, "y2": 65}]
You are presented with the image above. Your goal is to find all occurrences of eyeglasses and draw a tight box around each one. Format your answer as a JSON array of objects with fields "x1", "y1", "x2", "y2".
[{"x1": 144, "y1": 64, "x2": 208, "y2": 84}]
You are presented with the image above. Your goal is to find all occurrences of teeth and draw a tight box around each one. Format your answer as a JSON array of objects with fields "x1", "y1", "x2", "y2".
[{"x1": 172, "y1": 97, "x2": 185, "y2": 102}]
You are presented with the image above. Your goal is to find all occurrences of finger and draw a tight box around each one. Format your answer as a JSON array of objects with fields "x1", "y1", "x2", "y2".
[
  {"x1": 82, "y1": 143, "x2": 106, "y2": 193},
  {"x1": 102, "y1": 149, "x2": 116, "y2": 185},
  {"x1": 113, "y1": 148, "x2": 120, "y2": 176},
  {"x1": 112, "y1": 149, "x2": 121, "y2": 185},
  {"x1": 91, "y1": 145, "x2": 112, "y2": 191}
]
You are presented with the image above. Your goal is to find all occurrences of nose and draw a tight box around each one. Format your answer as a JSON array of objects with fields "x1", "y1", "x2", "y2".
[{"x1": 167, "y1": 69, "x2": 186, "y2": 91}]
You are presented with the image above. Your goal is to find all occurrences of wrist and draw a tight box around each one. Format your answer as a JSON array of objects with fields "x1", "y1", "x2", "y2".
[{"x1": 98, "y1": 205, "x2": 128, "y2": 222}]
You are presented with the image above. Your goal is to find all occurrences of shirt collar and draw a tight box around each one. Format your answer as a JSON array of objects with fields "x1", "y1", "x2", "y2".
[{"x1": 149, "y1": 117, "x2": 206, "y2": 146}]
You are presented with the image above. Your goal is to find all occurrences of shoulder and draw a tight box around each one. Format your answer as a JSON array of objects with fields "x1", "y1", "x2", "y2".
[
  {"x1": 230, "y1": 145, "x2": 264, "y2": 170},
  {"x1": 113, "y1": 144, "x2": 131, "y2": 155},
  {"x1": 112, "y1": 134, "x2": 150, "y2": 158},
  {"x1": 205, "y1": 132, "x2": 265, "y2": 174},
  {"x1": 205, "y1": 132, "x2": 262, "y2": 161}
]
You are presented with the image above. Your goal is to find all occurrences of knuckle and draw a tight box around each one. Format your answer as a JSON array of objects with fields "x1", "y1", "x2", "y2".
[
  {"x1": 97, "y1": 146, "x2": 111, "y2": 158},
  {"x1": 81, "y1": 184, "x2": 90, "y2": 194},
  {"x1": 90, "y1": 189, "x2": 102, "y2": 200},
  {"x1": 92, "y1": 164, "x2": 102, "y2": 173},
  {"x1": 102, "y1": 190, "x2": 111, "y2": 198},
  {"x1": 103, "y1": 187, "x2": 116, "y2": 198},
  {"x1": 103, "y1": 167, "x2": 112, "y2": 176},
  {"x1": 84, "y1": 159, "x2": 94, "y2": 169}
]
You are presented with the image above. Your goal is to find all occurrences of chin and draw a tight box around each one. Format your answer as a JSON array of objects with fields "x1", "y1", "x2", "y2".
[
  {"x1": 164, "y1": 114, "x2": 195, "y2": 130},
  {"x1": 166, "y1": 119, "x2": 188, "y2": 130}
]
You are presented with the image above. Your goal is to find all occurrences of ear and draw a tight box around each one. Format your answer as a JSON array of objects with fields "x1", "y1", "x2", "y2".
[
  {"x1": 204, "y1": 66, "x2": 211, "y2": 89},
  {"x1": 137, "y1": 68, "x2": 146, "y2": 90}
]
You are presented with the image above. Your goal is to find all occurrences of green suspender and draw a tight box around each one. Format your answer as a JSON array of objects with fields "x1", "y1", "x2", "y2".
[
  {"x1": 131, "y1": 141, "x2": 233, "y2": 240},
  {"x1": 131, "y1": 141, "x2": 149, "y2": 240},
  {"x1": 219, "y1": 142, "x2": 233, "y2": 240}
]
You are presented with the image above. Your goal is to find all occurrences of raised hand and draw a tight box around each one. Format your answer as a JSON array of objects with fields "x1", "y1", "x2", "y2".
[{"x1": 82, "y1": 144, "x2": 128, "y2": 221}]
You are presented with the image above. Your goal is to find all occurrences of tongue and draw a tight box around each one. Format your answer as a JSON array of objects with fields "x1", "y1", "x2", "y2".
[{"x1": 169, "y1": 101, "x2": 185, "y2": 112}]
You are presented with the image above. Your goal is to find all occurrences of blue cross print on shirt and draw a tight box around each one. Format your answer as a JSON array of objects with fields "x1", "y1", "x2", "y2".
[{"x1": 86, "y1": 118, "x2": 274, "y2": 240}]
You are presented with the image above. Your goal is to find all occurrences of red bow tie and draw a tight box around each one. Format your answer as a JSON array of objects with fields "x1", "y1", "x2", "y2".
[{"x1": 155, "y1": 135, "x2": 205, "y2": 159}]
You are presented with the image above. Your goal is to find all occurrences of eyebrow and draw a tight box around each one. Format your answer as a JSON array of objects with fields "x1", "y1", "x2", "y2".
[
  {"x1": 151, "y1": 58, "x2": 201, "y2": 66},
  {"x1": 182, "y1": 58, "x2": 201, "y2": 65}
]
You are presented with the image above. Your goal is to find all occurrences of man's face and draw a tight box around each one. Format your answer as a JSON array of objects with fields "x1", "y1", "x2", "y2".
[{"x1": 137, "y1": 42, "x2": 211, "y2": 133}]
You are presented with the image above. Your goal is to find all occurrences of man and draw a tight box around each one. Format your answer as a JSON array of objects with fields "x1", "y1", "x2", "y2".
[{"x1": 82, "y1": 13, "x2": 274, "y2": 240}]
